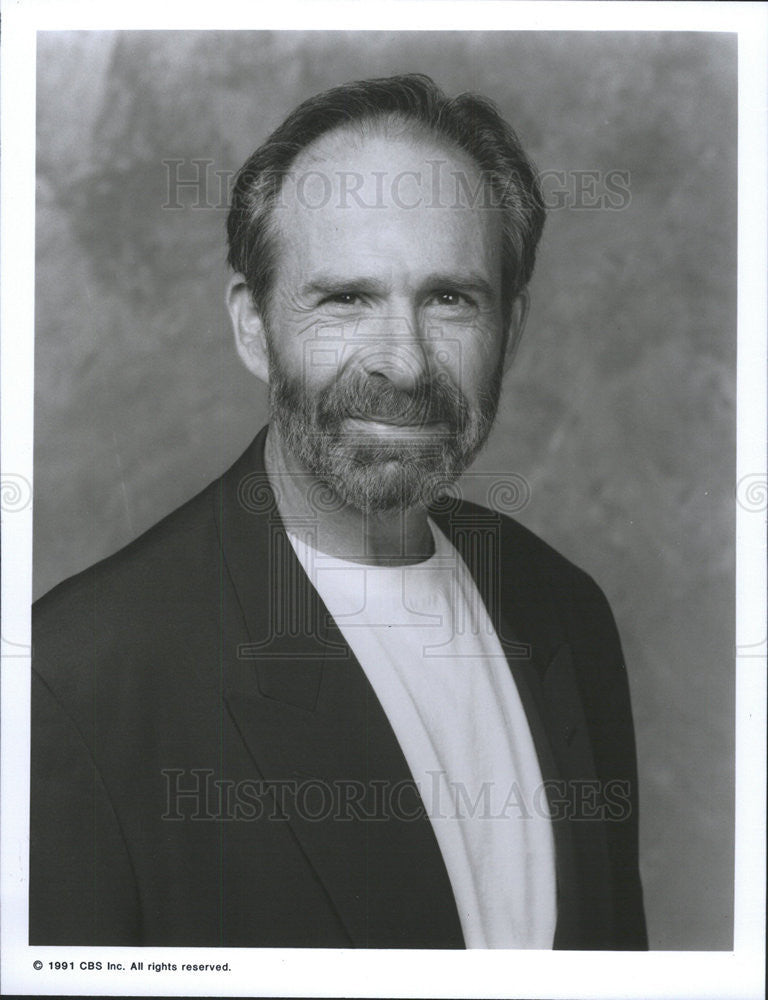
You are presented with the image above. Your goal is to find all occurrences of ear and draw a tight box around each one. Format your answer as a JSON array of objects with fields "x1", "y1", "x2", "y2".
[
  {"x1": 502, "y1": 289, "x2": 530, "y2": 374},
  {"x1": 226, "y1": 274, "x2": 270, "y2": 383}
]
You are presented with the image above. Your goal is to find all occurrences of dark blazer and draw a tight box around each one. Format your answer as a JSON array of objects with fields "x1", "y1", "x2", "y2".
[{"x1": 30, "y1": 426, "x2": 647, "y2": 949}]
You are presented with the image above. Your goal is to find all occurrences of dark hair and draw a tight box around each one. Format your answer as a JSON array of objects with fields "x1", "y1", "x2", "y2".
[{"x1": 226, "y1": 73, "x2": 545, "y2": 322}]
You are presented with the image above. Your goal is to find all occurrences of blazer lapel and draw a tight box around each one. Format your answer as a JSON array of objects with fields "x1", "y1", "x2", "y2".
[
  {"x1": 430, "y1": 501, "x2": 613, "y2": 948},
  {"x1": 215, "y1": 429, "x2": 464, "y2": 948}
]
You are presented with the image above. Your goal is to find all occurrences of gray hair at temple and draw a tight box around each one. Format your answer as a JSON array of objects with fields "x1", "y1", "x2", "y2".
[{"x1": 226, "y1": 73, "x2": 545, "y2": 326}]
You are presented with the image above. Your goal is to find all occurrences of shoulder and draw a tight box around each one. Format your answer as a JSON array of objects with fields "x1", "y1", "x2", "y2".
[
  {"x1": 430, "y1": 497, "x2": 621, "y2": 658},
  {"x1": 37, "y1": 476, "x2": 216, "y2": 603},
  {"x1": 433, "y1": 496, "x2": 606, "y2": 599},
  {"x1": 32, "y1": 472, "x2": 224, "y2": 691},
  {"x1": 33, "y1": 425, "x2": 272, "y2": 624}
]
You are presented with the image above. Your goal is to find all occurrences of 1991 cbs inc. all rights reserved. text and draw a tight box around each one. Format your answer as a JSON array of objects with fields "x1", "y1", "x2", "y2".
[{"x1": 36, "y1": 959, "x2": 231, "y2": 973}]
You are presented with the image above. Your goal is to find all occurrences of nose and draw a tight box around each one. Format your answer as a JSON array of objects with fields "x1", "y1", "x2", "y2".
[{"x1": 354, "y1": 314, "x2": 430, "y2": 391}]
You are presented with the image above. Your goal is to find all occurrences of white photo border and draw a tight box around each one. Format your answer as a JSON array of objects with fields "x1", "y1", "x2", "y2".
[{"x1": 2, "y1": 2, "x2": 765, "y2": 997}]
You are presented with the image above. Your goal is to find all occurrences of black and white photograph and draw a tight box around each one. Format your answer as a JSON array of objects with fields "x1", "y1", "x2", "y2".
[{"x1": 1, "y1": 2, "x2": 765, "y2": 998}]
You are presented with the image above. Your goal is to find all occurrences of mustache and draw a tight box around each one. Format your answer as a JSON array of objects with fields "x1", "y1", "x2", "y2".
[{"x1": 313, "y1": 370, "x2": 470, "y2": 430}]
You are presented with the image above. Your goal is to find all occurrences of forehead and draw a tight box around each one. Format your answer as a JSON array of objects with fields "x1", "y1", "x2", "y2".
[{"x1": 270, "y1": 126, "x2": 503, "y2": 282}]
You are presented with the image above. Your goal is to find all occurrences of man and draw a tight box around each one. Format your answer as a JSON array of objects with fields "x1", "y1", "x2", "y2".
[{"x1": 30, "y1": 74, "x2": 647, "y2": 949}]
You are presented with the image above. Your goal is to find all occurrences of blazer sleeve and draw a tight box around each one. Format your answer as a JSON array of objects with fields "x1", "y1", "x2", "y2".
[
  {"x1": 574, "y1": 574, "x2": 648, "y2": 949},
  {"x1": 29, "y1": 671, "x2": 142, "y2": 944}
]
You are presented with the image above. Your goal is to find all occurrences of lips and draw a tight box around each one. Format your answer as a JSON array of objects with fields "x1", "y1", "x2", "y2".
[
  {"x1": 342, "y1": 417, "x2": 451, "y2": 444},
  {"x1": 310, "y1": 369, "x2": 469, "y2": 436},
  {"x1": 351, "y1": 413, "x2": 437, "y2": 427}
]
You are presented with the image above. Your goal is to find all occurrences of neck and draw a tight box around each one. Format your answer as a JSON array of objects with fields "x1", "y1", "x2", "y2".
[{"x1": 264, "y1": 425, "x2": 435, "y2": 566}]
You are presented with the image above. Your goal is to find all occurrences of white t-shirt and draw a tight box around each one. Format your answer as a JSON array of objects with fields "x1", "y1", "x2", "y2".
[{"x1": 287, "y1": 518, "x2": 557, "y2": 949}]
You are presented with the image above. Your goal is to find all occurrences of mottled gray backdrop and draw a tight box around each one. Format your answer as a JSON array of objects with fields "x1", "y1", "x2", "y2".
[{"x1": 34, "y1": 30, "x2": 736, "y2": 950}]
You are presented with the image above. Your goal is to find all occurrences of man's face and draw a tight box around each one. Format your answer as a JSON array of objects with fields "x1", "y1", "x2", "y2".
[{"x1": 262, "y1": 127, "x2": 511, "y2": 512}]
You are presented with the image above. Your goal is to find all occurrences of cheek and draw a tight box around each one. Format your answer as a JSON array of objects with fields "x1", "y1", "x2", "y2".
[
  {"x1": 435, "y1": 323, "x2": 503, "y2": 395},
  {"x1": 263, "y1": 302, "x2": 321, "y2": 380},
  {"x1": 270, "y1": 329, "x2": 349, "y2": 397}
]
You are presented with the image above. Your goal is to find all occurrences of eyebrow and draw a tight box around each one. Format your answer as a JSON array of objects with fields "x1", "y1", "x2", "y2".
[
  {"x1": 301, "y1": 276, "x2": 388, "y2": 298},
  {"x1": 300, "y1": 272, "x2": 498, "y2": 300}
]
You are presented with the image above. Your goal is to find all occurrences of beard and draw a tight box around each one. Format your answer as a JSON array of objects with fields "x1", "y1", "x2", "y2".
[{"x1": 266, "y1": 343, "x2": 503, "y2": 513}]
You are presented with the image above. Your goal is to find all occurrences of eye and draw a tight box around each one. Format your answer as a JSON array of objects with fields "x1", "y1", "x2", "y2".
[
  {"x1": 430, "y1": 290, "x2": 474, "y2": 309},
  {"x1": 320, "y1": 291, "x2": 362, "y2": 307}
]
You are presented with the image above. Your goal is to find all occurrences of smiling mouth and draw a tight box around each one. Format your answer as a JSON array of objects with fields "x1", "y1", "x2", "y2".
[{"x1": 343, "y1": 416, "x2": 449, "y2": 436}]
